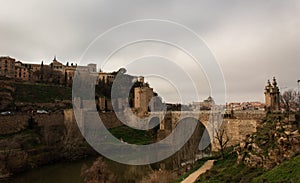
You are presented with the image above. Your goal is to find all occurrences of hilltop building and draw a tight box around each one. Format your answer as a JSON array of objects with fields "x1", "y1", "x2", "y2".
[
  {"x1": 0, "y1": 56, "x2": 15, "y2": 78},
  {"x1": 192, "y1": 96, "x2": 215, "y2": 111},
  {"x1": 50, "y1": 56, "x2": 64, "y2": 72},
  {"x1": 264, "y1": 77, "x2": 280, "y2": 112},
  {"x1": 226, "y1": 102, "x2": 265, "y2": 111},
  {"x1": 1, "y1": 55, "x2": 167, "y2": 114},
  {"x1": 98, "y1": 72, "x2": 115, "y2": 84},
  {"x1": 14, "y1": 61, "x2": 42, "y2": 81},
  {"x1": 0, "y1": 55, "x2": 100, "y2": 85},
  {"x1": 64, "y1": 65, "x2": 77, "y2": 86},
  {"x1": 133, "y1": 76, "x2": 155, "y2": 115}
]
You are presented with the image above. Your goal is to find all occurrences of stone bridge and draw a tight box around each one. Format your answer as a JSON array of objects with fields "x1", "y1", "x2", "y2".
[
  {"x1": 70, "y1": 102, "x2": 266, "y2": 153},
  {"x1": 67, "y1": 106, "x2": 267, "y2": 169},
  {"x1": 149, "y1": 110, "x2": 266, "y2": 151}
]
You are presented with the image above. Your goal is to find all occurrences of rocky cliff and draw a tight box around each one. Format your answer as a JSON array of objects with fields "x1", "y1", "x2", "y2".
[{"x1": 236, "y1": 113, "x2": 300, "y2": 170}]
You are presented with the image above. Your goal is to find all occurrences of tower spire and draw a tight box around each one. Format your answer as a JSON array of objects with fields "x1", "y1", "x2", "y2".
[
  {"x1": 272, "y1": 76, "x2": 277, "y2": 86},
  {"x1": 265, "y1": 77, "x2": 280, "y2": 112}
]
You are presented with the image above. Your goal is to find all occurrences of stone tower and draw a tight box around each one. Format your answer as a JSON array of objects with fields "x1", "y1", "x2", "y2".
[
  {"x1": 264, "y1": 77, "x2": 280, "y2": 112},
  {"x1": 134, "y1": 78, "x2": 154, "y2": 116}
]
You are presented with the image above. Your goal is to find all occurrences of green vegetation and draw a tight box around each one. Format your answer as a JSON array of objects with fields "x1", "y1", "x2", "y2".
[
  {"x1": 108, "y1": 125, "x2": 153, "y2": 145},
  {"x1": 197, "y1": 144, "x2": 300, "y2": 182},
  {"x1": 170, "y1": 114, "x2": 299, "y2": 183},
  {"x1": 0, "y1": 87, "x2": 13, "y2": 93},
  {"x1": 252, "y1": 154, "x2": 300, "y2": 183},
  {"x1": 197, "y1": 148, "x2": 264, "y2": 183},
  {"x1": 251, "y1": 114, "x2": 284, "y2": 157},
  {"x1": 13, "y1": 82, "x2": 71, "y2": 103},
  {"x1": 173, "y1": 157, "x2": 212, "y2": 183}
]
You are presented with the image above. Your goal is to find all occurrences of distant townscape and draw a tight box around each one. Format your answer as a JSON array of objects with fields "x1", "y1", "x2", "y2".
[
  {"x1": 0, "y1": 56, "x2": 99, "y2": 86},
  {"x1": 1, "y1": 55, "x2": 293, "y2": 114}
]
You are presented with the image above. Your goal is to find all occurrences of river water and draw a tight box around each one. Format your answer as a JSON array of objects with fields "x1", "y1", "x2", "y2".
[
  {"x1": 7, "y1": 157, "x2": 153, "y2": 183},
  {"x1": 7, "y1": 158, "x2": 94, "y2": 183}
]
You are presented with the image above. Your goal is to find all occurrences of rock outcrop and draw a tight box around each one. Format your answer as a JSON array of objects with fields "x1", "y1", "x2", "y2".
[{"x1": 236, "y1": 114, "x2": 300, "y2": 170}]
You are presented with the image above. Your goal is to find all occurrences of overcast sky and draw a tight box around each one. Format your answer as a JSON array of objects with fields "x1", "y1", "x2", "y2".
[{"x1": 1, "y1": 0, "x2": 300, "y2": 103}]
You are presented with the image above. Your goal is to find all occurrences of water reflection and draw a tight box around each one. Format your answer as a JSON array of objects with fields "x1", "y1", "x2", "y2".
[
  {"x1": 7, "y1": 157, "x2": 153, "y2": 183},
  {"x1": 7, "y1": 158, "x2": 93, "y2": 183},
  {"x1": 81, "y1": 157, "x2": 153, "y2": 183}
]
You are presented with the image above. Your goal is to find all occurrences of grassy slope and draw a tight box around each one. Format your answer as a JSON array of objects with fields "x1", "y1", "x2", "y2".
[
  {"x1": 196, "y1": 149, "x2": 300, "y2": 183},
  {"x1": 196, "y1": 114, "x2": 300, "y2": 182},
  {"x1": 13, "y1": 82, "x2": 71, "y2": 103},
  {"x1": 108, "y1": 125, "x2": 153, "y2": 145},
  {"x1": 197, "y1": 149, "x2": 264, "y2": 183},
  {"x1": 252, "y1": 154, "x2": 300, "y2": 183},
  {"x1": 173, "y1": 157, "x2": 212, "y2": 183}
]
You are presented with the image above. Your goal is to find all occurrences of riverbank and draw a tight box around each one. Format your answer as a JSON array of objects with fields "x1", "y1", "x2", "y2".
[
  {"x1": 4, "y1": 156, "x2": 97, "y2": 183},
  {"x1": 0, "y1": 109, "x2": 98, "y2": 179},
  {"x1": 0, "y1": 113, "x2": 155, "y2": 181}
]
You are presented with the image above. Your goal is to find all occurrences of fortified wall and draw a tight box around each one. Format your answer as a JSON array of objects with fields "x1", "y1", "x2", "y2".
[
  {"x1": 0, "y1": 109, "x2": 265, "y2": 152},
  {"x1": 222, "y1": 111, "x2": 266, "y2": 149},
  {"x1": 64, "y1": 109, "x2": 124, "y2": 131},
  {"x1": 0, "y1": 109, "x2": 126, "y2": 138}
]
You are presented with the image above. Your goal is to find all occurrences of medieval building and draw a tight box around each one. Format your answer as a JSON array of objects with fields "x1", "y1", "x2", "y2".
[
  {"x1": 0, "y1": 55, "x2": 99, "y2": 85},
  {"x1": 264, "y1": 77, "x2": 280, "y2": 112},
  {"x1": 0, "y1": 56, "x2": 15, "y2": 78},
  {"x1": 133, "y1": 76, "x2": 155, "y2": 115}
]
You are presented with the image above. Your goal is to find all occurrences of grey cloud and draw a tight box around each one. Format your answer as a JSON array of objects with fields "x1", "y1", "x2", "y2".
[{"x1": 1, "y1": 0, "x2": 300, "y2": 102}]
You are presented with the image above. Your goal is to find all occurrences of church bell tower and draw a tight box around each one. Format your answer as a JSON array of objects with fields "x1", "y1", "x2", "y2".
[{"x1": 264, "y1": 77, "x2": 280, "y2": 112}]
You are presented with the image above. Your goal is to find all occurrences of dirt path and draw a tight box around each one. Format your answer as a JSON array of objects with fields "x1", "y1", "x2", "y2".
[{"x1": 181, "y1": 160, "x2": 214, "y2": 183}]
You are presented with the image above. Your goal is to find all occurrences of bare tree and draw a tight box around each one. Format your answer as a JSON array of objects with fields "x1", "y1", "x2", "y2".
[
  {"x1": 215, "y1": 128, "x2": 230, "y2": 159},
  {"x1": 281, "y1": 89, "x2": 298, "y2": 112},
  {"x1": 62, "y1": 119, "x2": 84, "y2": 159},
  {"x1": 81, "y1": 157, "x2": 116, "y2": 183},
  {"x1": 0, "y1": 141, "x2": 21, "y2": 177},
  {"x1": 141, "y1": 170, "x2": 175, "y2": 183}
]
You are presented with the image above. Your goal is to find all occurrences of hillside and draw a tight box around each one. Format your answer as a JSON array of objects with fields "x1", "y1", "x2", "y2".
[
  {"x1": 13, "y1": 82, "x2": 71, "y2": 103},
  {"x1": 253, "y1": 154, "x2": 300, "y2": 183},
  {"x1": 0, "y1": 81, "x2": 14, "y2": 111},
  {"x1": 197, "y1": 113, "x2": 300, "y2": 182},
  {"x1": 0, "y1": 80, "x2": 73, "y2": 111},
  {"x1": 197, "y1": 149, "x2": 300, "y2": 183}
]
